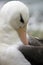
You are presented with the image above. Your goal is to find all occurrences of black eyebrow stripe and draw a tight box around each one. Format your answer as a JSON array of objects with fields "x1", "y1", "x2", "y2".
[{"x1": 20, "y1": 14, "x2": 24, "y2": 24}]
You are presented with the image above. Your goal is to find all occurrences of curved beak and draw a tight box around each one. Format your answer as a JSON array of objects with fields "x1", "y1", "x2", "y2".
[{"x1": 17, "y1": 27, "x2": 28, "y2": 45}]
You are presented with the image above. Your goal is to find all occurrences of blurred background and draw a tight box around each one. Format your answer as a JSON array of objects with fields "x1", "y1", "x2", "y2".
[{"x1": 0, "y1": 0, "x2": 43, "y2": 39}]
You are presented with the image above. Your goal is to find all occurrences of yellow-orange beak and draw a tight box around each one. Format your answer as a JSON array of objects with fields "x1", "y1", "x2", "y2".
[{"x1": 17, "y1": 27, "x2": 28, "y2": 45}]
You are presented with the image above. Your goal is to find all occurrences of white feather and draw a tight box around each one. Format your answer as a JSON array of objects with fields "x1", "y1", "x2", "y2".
[{"x1": 0, "y1": 1, "x2": 30, "y2": 65}]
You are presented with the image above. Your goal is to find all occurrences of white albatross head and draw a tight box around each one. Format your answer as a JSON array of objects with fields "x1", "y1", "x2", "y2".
[{"x1": 0, "y1": 1, "x2": 29, "y2": 45}]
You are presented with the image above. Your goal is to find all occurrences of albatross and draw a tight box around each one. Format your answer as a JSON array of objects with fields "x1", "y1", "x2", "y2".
[
  {"x1": 0, "y1": 1, "x2": 43, "y2": 65},
  {"x1": 0, "y1": 1, "x2": 29, "y2": 45},
  {"x1": 0, "y1": 1, "x2": 31, "y2": 65}
]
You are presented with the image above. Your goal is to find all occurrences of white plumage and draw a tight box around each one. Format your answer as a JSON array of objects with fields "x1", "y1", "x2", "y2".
[
  {"x1": 0, "y1": 1, "x2": 31, "y2": 65},
  {"x1": 0, "y1": 45, "x2": 31, "y2": 65},
  {"x1": 0, "y1": 1, "x2": 29, "y2": 45}
]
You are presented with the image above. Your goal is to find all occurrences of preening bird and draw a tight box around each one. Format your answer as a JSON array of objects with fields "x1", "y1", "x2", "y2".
[
  {"x1": 0, "y1": 1, "x2": 29, "y2": 45},
  {"x1": 0, "y1": 1, "x2": 43, "y2": 65},
  {"x1": 0, "y1": 1, "x2": 31, "y2": 65}
]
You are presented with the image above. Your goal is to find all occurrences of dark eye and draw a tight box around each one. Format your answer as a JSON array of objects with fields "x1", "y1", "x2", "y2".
[{"x1": 20, "y1": 14, "x2": 24, "y2": 24}]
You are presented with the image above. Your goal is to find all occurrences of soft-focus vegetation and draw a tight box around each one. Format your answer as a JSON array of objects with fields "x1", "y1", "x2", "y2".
[{"x1": 28, "y1": 30, "x2": 43, "y2": 38}]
